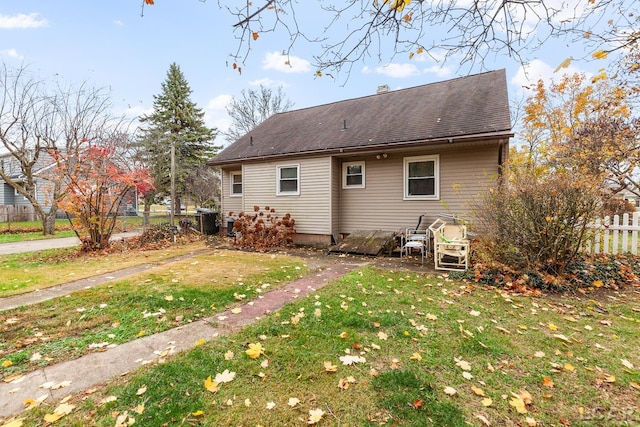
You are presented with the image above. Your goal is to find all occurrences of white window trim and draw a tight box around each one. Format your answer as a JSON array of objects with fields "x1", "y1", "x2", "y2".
[
  {"x1": 276, "y1": 164, "x2": 300, "y2": 196},
  {"x1": 230, "y1": 171, "x2": 242, "y2": 197},
  {"x1": 403, "y1": 154, "x2": 440, "y2": 200},
  {"x1": 342, "y1": 161, "x2": 365, "y2": 189},
  {"x1": 14, "y1": 182, "x2": 35, "y2": 200}
]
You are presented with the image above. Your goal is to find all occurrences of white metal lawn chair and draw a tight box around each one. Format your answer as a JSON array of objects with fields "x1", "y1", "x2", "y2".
[
  {"x1": 401, "y1": 215, "x2": 430, "y2": 265},
  {"x1": 429, "y1": 219, "x2": 470, "y2": 271}
]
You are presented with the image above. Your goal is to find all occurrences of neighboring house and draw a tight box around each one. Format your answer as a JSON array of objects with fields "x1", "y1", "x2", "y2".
[
  {"x1": 0, "y1": 150, "x2": 138, "y2": 219},
  {"x1": 0, "y1": 151, "x2": 52, "y2": 210},
  {"x1": 208, "y1": 70, "x2": 512, "y2": 245}
]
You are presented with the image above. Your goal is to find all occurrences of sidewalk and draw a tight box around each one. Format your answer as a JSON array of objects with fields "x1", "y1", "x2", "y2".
[
  {"x1": 0, "y1": 260, "x2": 364, "y2": 419},
  {"x1": 0, "y1": 231, "x2": 141, "y2": 255}
]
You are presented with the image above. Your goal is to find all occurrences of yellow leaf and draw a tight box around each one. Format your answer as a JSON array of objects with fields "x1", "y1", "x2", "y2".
[
  {"x1": 2, "y1": 360, "x2": 13, "y2": 368},
  {"x1": 134, "y1": 403, "x2": 145, "y2": 414},
  {"x1": 543, "y1": 376, "x2": 555, "y2": 388},
  {"x1": 164, "y1": 295, "x2": 173, "y2": 301},
  {"x1": 137, "y1": 330, "x2": 146, "y2": 338},
  {"x1": 471, "y1": 385, "x2": 485, "y2": 396},
  {"x1": 593, "y1": 280, "x2": 604, "y2": 288},
  {"x1": 410, "y1": 352, "x2": 422, "y2": 361},
  {"x1": 509, "y1": 396, "x2": 527, "y2": 414},
  {"x1": 204, "y1": 376, "x2": 219, "y2": 393},
  {"x1": 308, "y1": 408, "x2": 325, "y2": 424},
  {"x1": 548, "y1": 323, "x2": 558, "y2": 331},
  {"x1": 136, "y1": 385, "x2": 147, "y2": 396},
  {"x1": 245, "y1": 343, "x2": 263, "y2": 359},
  {"x1": 1, "y1": 419, "x2": 24, "y2": 427},
  {"x1": 192, "y1": 410, "x2": 204, "y2": 417},
  {"x1": 231, "y1": 307, "x2": 242, "y2": 314},
  {"x1": 315, "y1": 71, "x2": 323, "y2": 77},
  {"x1": 564, "y1": 363, "x2": 575, "y2": 372},
  {"x1": 592, "y1": 50, "x2": 608, "y2": 59},
  {"x1": 43, "y1": 413, "x2": 64, "y2": 423},
  {"x1": 288, "y1": 397, "x2": 300, "y2": 407},
  {"x1": 526, "y1": 416, "x2": 537, "y2": 426},
  {"x1": 324, "y1": 361, "x2": 338, "y2": 372},
  {"x1": 481, "y1": 397, "x2": 493, "y2": 407},
  {"x1": 409, "y1": 52, "x2": 415, "y2": 60},
  {"x1": 554, "y1": 57, "x2": 573, "y2": 72},
  {"x1": 194, "y1": 338, "x2": 206, "y2": 346}
]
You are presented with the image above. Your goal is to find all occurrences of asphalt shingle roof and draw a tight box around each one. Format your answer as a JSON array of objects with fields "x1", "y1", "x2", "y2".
[{"x1": 209, "y1": 69, "x2": 511, "y2": 165}]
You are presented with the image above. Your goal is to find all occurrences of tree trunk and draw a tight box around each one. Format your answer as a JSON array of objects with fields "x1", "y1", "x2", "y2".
[{"x1": 41, "y1": 207, "x2": 58, "y2": 236}]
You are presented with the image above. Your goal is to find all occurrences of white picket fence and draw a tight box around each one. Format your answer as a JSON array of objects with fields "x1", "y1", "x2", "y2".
[{"x1": 583, "y1": 212, "x2": 640, "y2": 255}]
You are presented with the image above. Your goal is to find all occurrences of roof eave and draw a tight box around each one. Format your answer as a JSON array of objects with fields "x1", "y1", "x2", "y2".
[{"x1": 207, "y1": 130, "x2": 513, "y2": 167}]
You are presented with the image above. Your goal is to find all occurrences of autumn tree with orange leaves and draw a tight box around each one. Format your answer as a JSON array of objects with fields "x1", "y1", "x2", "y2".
[{"x1": 55, "y1": 136, "x2": 154, "y2": 251}]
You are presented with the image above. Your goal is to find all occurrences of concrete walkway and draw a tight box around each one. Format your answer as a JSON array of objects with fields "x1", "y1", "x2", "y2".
[
  {"x1": 0, "y1": 258, "x2": 364, "y2": 419},
  {"x1": 0, "y1": 231, "x2": 140, "y2": 255}
]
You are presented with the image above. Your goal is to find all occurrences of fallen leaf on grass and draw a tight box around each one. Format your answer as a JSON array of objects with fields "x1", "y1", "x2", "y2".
[
  {"x1": 136, "y1": 385, "x2": 147, "y2": 396},
  {"x1": 509, "y1": 396, "x2": 527, "y2": 414},
  {"x1": 43, "y1": 403, "x2": 75, "y2": 423},
  {"x1": 475, "y1": 413, "x2": 491, "y2": 426},
  {"x1": 98, "y1": 395, "x2": 117, "y2": 405},
  {"x1": 308, "y1": 408, "x2": 325, "y2": 424},
  {"x1": 339, "y1": 355, "x2": 366, "y2": 365},
  {"x1": 214, "y1": 369, "x2": 236, "y2": 383},
  {"x1": 324, "y1": 361, "x2": 338, "y2": 372},
  {"x1": 288, "y1": 397, "x2": 300, "y2": 407},
  {"x1": 481, "y1": 397, "x2": 493, "y2": 407},
  {"x1": 266, "y1": 402, "x2": 276, "y2": 409},
  {"x1": 22, "y1": 394, "x2": 48, "y2": 410},
  {"x1": 621, "y1": 359, "x2": 634, "y2": 369},
  {"x1": 134, "y1": 403, "x2": 145, "y2": 414},
  {"x1": 410, "y1": 352, "x2": 422, "y2": 361},
  {"x1": 471, "y1": 385, "x2": 485, "y2": 396},
  {"x1": 554, "y1": 334, "x2": 571, "y2": 344},
  {"x1": 2, "y1": 360, "x2": 13, "y2": 368},
  {"x1": 246, "y1": 343, "x2": 264, "y2": 359},
  {"x1": 526, "y1": 416, "x2": 537, "y2": 426},
  {"x1": 231, "y1": 307, "x2": 242, "y2": 314},
  {"x1": 444, "y1": 386, "x2": 457, "y2": 396},
  {"x1": 204, "y1": 376, "x2": 219, "y2": 393},
  {"x1": 378, "y1": 331, "x2": 388, "y2": 340},
  {"x1": 543, "y1": 376, "x2": 555, "y2": 388},
  {"x1": 455, "y1": 358, "x2": 471, "y2": 371},
  {"x1": 0, "y1": 418, "x2": 24, "y2": 427}
]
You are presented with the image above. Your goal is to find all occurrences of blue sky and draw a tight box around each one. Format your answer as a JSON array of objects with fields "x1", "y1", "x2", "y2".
[{"x1": 1, "y1": 1, "x2": 604, "y2": 145}]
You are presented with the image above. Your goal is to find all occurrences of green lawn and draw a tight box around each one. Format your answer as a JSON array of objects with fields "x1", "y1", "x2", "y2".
[{"x1": 5, "y1": 265, "x2": 638, "y2": 426}]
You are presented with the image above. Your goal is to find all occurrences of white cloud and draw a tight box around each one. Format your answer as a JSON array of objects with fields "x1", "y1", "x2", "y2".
[
  {"x1": 422, "y1": 65, "x2": 453, "y2": 78},
  {"x1": 0, "y1": 48, "x2": 23, "y2": 60},
  {"x1": 0, "y1": 13, "x2": 48, "y2": 29},
  {"x1": 362, "y1": 63, "x2": 419, "y2": 78},
  {"x1": 262, "y1": 51, "x2": 311, "y2": 73},
  {"x1": 511, "y1": 58, "x2": 590, "y2": 94},
  {"x1": 113, "y1": 20, "x2": 124, "y2": 27},
  {"x1": 204, "y1": 94, "x2": 233, "y2": 133},
  {"x1": 248, "y1": 77, "x2": 290, "y2": 87}
]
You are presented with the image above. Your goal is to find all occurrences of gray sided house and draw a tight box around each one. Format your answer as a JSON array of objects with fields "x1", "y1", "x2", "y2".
[
  {"x1": 0, "y1": 151, "x2": 53, "y2": 221},
  {"x1": 209, "y1": 70, "x2": 512, "y2": 245}
]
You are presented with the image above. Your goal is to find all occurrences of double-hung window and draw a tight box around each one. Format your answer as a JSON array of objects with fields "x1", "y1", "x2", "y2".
[
  {"x1": 404, "y1": 155, "x2": 439, "y2": 200},
  {"x1": 230, "y1": 171, "x2": 242, "y2": 196},
  {"x1": 277, "y1": 165, "x2": 300, "y2": 195},
  {"x1": 342, "y1": 162, "x2": 365, "y2": 189}
]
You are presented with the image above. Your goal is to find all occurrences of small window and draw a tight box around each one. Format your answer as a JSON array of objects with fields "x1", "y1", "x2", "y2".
[
  {"x1": 342, "y1": 162, "x2": 365, "y2": 189},
  {"x1": 230, "y1": 171, "x2": 242, "y2": 196},
  {"x1": 277, "y1": 165, "x2": 299, "y2": 195},
  {"x1": 404, "y1": 155, "x2": 439, "y2": 200}
]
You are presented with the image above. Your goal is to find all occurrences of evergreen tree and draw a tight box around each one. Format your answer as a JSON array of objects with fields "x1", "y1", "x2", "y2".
[{"x1": 139, "y1": 63, "x2": 218, "y2": 214}]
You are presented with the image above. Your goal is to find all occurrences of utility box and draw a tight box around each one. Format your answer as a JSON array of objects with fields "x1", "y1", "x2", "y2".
[{"x1": 226, "y1": 217, "x2": 236, "y2": 237}]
